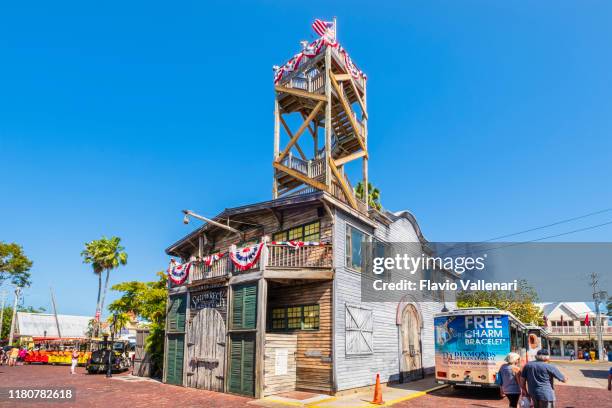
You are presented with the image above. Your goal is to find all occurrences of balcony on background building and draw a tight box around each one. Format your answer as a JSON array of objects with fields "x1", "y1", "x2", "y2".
[{"x1": 548, "y1": 326, "x2": 612, "y2": 335}]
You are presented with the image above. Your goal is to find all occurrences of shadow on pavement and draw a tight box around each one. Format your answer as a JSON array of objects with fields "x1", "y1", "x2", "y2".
[{"x1": 579, "y1": 369, "x2": 608, "y2": 379}]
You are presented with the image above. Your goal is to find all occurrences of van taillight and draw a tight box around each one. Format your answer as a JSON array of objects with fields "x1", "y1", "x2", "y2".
[{"x1": 437, "y1": 371, "x2": 447, "y2": 378}]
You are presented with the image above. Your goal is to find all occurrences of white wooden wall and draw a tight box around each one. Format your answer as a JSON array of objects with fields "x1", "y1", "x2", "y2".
[{"x1": 332, "y1": 209, "x2": 455, "y2": 391}]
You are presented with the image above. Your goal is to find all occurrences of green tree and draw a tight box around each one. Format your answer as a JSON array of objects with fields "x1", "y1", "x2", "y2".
[
  {"x1": 456, "y1": 279, "x2": 544, "y2": 325},
  {"x1": 108, "y1": 271, "x2": 167, "y2": 377},
  {"x1": 0, "y1": 242, "x2": 33, "y2": 288},
  {"x1": 106, "y1": 312, "x2": 131, "y2": 335},
  {"x1": 354, "y1": 181, "x2": 382, "y2": 211},
  {"x1": 81, "y1": 236, "x2": 128, "y2": 333}
]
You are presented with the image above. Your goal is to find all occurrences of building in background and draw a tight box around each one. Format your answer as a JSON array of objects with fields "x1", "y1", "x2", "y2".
[
  {"x1": 15, "y1": 312, "x2": 90, "y2": 343},
  {"x1": 537, "y1": 302, "x2": 611, "y2": 358}
]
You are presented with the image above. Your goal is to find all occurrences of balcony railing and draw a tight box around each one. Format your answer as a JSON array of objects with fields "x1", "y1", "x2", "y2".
[
  {"x1": 189, "y1": 243, "x2": 332, "y2": 283},
  {"x1": 548, "y1": 326, "x2": 612, "y2": 335},
  {"x1": 267, "y1": 244, "x2": 332, "y2": 269}
]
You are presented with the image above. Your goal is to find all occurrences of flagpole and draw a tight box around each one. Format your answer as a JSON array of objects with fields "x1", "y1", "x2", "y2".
[{"x1": 333, "y1": 16, "x2": 337, "y2": 42}]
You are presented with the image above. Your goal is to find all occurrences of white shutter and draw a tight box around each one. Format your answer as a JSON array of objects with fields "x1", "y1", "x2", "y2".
[{"x1": 345, "y1": 304, "x2": 373, "y2": 355}]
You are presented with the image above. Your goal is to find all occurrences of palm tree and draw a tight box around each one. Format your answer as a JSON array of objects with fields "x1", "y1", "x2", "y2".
[
  {"x1": 107, "y1": 312, "x2": 131, "y2": 336},
  {"x1": 354, "y1": 181, "x2": 382, "y2": 211},
  {"x1": 81, "y1": 236, "x2": 128, "y2": 335}
]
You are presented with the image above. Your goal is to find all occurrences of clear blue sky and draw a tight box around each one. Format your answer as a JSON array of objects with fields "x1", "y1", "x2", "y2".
[{"x1": 1, "y1": 1, "x2": 611, "y2": 315}]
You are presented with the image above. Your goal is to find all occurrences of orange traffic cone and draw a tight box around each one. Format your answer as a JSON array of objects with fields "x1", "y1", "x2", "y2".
[{"x1": 371, "y1": 373, "x2": 384, "y2": 405}]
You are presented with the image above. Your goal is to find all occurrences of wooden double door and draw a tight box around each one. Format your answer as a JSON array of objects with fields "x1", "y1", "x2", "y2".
[
  {"x1": 186, "y1": 308, "x2": 226, "y2": 391},
  {"x1": 400, "y1": 304, "x2": 424, "y2": 382}
]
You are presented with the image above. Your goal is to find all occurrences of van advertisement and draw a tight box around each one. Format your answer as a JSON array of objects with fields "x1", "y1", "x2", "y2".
[{"x1": 434, "y1": 314, "x2": 510, "y2": 385}]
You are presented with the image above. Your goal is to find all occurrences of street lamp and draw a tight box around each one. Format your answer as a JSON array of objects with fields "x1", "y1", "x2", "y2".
[{"x1": 106, "y1": 313, "x2": 118, "y2": 378}]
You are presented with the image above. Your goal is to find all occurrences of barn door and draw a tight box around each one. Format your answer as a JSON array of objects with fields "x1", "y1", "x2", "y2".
[
  {"x1": 186, "y1": 308, "x2": 226, "y2": 391},
  {"x1": 400, "y1": 304, "x2": 423, "y2": 382},
  {"x1": 228, "y1": 333, "x2": 256, "y2": 396}
]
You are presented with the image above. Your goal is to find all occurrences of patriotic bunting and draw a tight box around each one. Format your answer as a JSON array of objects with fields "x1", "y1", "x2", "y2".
[
  {"x1": 167, "y1": 259, "x2": 191, "y2": 285},
  {"x1": 273, "y1": 21, "x2": 366, "y2": 84},
  {"x1": 230, "y1": 243, "x2": 264, "y2": 271},
  {"x1": 203, "y1": 252, "x2": 225, "y2": 267},
  {"x1": 270, "y1": 240, "x2": 326, "y2": 248}
]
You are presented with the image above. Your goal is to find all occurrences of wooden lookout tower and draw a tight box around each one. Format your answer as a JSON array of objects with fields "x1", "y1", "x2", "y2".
[{"x1": 272, "y1": 21, "x2": 370, "y2": 213}]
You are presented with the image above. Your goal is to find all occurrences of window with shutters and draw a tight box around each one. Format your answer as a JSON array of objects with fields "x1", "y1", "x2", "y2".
[
  {"x1": 231, "y1": 284, "x2": 257, "y2": 330},
  {"x1": 345, "y1": 304, "x2": 373, "y2": 355},
  {"x1": 228, "y1": 333, "x2": 255, "y2": 396},
  {"x1": 167, "y1": 294, "x2": 187, "y2": 333}
]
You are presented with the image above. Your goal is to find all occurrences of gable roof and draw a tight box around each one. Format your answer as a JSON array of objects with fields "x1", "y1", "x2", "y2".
[{"x1": 16, "y1": 312, "x2": 91, "y2": 339}]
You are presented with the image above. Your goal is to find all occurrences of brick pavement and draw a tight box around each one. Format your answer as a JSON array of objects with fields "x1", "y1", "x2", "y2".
[
  {"x1": 0, "y1": 364, "x2": 252, "y2": 408},
  {"x1": 1, "y1": 364, "x2": 610, "y2": 408},
  {"x1": 394, "y1": 384, "x2": 612, "y2": 408}
]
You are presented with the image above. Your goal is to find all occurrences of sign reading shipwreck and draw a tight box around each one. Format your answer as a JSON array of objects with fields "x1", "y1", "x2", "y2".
[{"x1": 190, "y1": 288, "x2": 227, "y2": 310}]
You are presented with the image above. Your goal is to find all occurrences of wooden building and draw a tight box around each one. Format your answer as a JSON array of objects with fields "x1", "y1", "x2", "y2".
[{"x1": 163, "y1": 22, "x2": 454, "y2": 398}]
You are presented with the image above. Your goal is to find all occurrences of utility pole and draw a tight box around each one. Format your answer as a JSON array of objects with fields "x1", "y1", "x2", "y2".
[
  {"x1": 590, "y1": 273, "x2": 607, "y2": 362},
  {"x1": 0, "y1": 290, "x2": 7, "y2": 340},
  {"x1": 8, "y1": 286, "x2": 21, "y2": 346}
]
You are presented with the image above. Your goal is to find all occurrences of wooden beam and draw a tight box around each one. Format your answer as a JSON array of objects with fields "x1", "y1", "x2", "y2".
[
  {"x1": 348, "y1": 77, "x2": 368, "y2": 120},
  {"x1": 278, "y1": 115, "x2": 307, "y2": 161},
  {"x1": 329, "y1": 73, "x2": 367, "y2": 152},
  {"x1": 273, "y1": 161, "x2": 329, "y2": 192},
  {"x1": 274, "y1": 85, "x2": 327, "y2": 102},
  {"x1": 334, "y1": 73, "x2": 351, "y2": 81},
  {"x1": 328, "y1": 158, "x2": 358, "y2": 210},
  {"x1": 263, "y1": 269, "x2": 334, "y2": 280},
  {"x1": 293, "y1": 141, "x2": 307, "y2": 161},
  {"x1": 299, "y1": 111, "x2": 317, "y2": 139},
  {"x1": 276, "y1": 101, "x2": 325, "y2": 162},
  {"x1": 334, "y1": 150, "x2": 367, "y2": 166}
]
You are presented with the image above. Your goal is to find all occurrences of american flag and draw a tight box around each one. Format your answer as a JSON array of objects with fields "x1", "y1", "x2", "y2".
[{"x1": 312, "y1": 19, "x2": 335, "y2": 40}]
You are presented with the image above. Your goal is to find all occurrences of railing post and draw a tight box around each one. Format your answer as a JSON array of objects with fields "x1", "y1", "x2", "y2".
[
  {"x1": 229, "y1": 244, "x2": 236, "y2": 277},
  {"x1": 261, "y1": 237, "x2": 268, "y2": 272}
]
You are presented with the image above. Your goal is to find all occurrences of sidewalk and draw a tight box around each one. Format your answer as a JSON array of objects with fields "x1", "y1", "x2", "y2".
[{"x1": 250, "y1": 377, "x2": 447, "y2": 408}]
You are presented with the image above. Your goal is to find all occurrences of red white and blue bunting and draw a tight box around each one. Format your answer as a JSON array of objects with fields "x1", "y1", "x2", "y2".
[
  {"x1": 273, "y1": 26, "x2": 366, "y2": 84},
  {"x1": 270, "y1": 240, "x2": 326, "y2": 248},
  {"x1": 203, "y1": 252, "x2": 225, "y2": 267},
  {"x1": 167, "y1": 259, "x2": 191, "y2": 285},
  {"x1": 229, "y1": 243, "x2": 264, "y2": 271}
]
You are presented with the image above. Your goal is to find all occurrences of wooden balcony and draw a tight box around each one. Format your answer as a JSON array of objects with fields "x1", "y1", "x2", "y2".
[
  {"x1": 266, "y1": 244, "x2": 333, "y2": 269},
  {"x1": 189, "y1": 243, "x2": 333, "y2": 283}
]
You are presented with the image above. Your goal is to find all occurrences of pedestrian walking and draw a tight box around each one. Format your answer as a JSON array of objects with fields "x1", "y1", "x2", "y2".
[
  {"x1": 8, "y1": 347, "x2": 19, "y2": 366},
  {"x1": 569, "y1": 349, "x2": 575, "y2": 361},
  {"x1": 498, "y1": 352, "x2": 523, "y2": 407},
  {"x1": 70, "y1": 349, "x2": 79, "y2": 374},
  {"x1": 521, "y1": 349, "x2": 567, "y2": 408}
]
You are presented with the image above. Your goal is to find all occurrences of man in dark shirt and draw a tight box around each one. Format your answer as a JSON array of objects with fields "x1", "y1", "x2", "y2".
[{"x1": 521, "y1": 349, "x2": 567, "y2": 408}]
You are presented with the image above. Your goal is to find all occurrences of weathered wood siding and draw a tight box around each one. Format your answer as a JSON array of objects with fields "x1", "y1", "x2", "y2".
[
  {"x1": 206, "y1": 205, "x2": 332, "y2": 256},
  {"x1": 263, "y1": 333, "x2": 298, "y2": 396},
  {"x1": 332, "y1": 209, "x2": 453, "y2": 391},
  {"x1": 267, "y1": 281, "x2": 333, "y2": 393}
]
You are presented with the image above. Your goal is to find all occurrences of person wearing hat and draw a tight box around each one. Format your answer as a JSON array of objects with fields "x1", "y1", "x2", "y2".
[{"x1": 521, "y1": 349, "x2": 567, "y2": 408}]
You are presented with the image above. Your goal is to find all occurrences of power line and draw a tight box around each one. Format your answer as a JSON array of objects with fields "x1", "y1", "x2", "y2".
[
  {"x1": 483, "y1": 208, "x2": 612, "y2": 242},
  {"x1": 440, "y1": 218, "x2": 612, "y2": 258}
]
